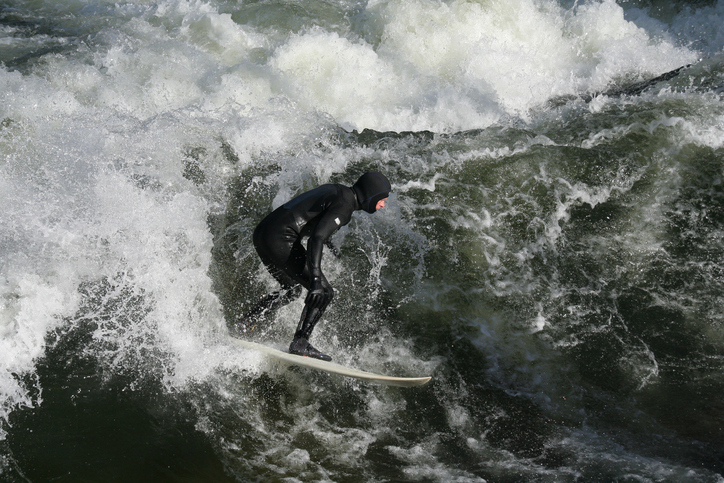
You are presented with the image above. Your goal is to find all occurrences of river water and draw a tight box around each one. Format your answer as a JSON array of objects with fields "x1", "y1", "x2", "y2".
[{"x1": 2, "y1": 0, "x2": 724, "y2": 481}]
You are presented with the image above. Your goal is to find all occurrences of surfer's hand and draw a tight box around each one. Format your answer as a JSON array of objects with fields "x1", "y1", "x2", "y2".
[{"x1": 305, "y1": 278, "x2": 333, "y2": 309}]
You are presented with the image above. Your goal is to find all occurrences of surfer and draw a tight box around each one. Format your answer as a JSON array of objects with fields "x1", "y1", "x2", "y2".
[{"x1": 231, "y1": 171, "x2": 392, "y2": 361}]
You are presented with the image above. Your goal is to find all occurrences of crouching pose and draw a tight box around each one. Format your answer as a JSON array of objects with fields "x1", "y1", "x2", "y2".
[{"x1": 233, "y1": 171, "x2": 392, "y2": 361}]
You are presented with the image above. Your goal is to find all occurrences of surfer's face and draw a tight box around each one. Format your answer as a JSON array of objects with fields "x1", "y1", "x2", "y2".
[{"x1": 376, "y1": 198, "x2": 387, "y2": 210}]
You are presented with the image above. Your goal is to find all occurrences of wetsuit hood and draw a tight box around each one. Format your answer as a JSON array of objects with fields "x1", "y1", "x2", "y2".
[{"x1": 352, "y1": 171, "x2": 391, "y2": 213}]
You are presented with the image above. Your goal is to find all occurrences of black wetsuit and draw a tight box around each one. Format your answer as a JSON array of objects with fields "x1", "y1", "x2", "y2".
[
  {"x1": 236, "y1": 171, "x2": 392, "y2": 361},
  {"x1": 253, "y1": 183, "x2": 358, "y2": 291}
]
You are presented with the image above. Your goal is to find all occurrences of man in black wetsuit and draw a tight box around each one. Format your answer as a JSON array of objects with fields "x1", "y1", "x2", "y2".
[{"x1": 234, "y1": 171, "x2": 392, "y2": 361}]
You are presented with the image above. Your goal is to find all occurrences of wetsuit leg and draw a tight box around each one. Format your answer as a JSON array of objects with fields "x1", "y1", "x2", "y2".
[
  {"x1": 287, "y1": 273, "x2": 334, "y2": 360},
  {"x1": 239, "y1": 212, "x2": 335, "y2": 360},
  {"x1": 230, "y1": 220, "x2": 307, "y2": 335},
  {"x1": 256, "y1": 220, "x2": 335, "y2": 357},
  {"x1": 237, "y1": 284, "x2": 302, "y2": 324},
  {"x1": 294, "y1": 276, "x2": 334, "y2": 340}
]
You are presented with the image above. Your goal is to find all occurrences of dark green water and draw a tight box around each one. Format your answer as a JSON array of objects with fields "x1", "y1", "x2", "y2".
[{"x1": 2, "y1": 0, "x2": 724, "y2": 481}]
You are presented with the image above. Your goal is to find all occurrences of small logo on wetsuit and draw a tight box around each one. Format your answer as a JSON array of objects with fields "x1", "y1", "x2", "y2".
[{"x1": 335, "y1": 217, "x2": 341, "y2": 225}]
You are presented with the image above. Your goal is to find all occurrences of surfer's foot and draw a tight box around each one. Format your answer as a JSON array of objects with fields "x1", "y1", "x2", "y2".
[{"x1": 289, "y1": 337, "x2": 332, "y2": 362}]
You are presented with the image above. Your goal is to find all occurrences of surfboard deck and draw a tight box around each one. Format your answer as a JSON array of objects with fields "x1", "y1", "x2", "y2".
[{"x1": 231, "y1": 338, "x2": 432, "y2": 387}]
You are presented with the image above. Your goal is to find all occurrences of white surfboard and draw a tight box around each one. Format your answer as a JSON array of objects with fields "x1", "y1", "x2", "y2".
[{"x1": 231, "y1": 338, "x2": 432, "y2": 387}]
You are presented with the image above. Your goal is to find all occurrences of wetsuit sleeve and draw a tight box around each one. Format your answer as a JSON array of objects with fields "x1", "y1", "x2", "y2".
[{"x1": 307, "y1": 211, "x2": 349, "y2": 279}]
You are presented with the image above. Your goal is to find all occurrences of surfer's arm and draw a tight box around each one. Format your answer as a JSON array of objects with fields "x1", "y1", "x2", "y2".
[
  {"x1": 304, "y1": 213, "x2": 344, "y2": 309},
  {"x1": 306, "y1": 212, "x2": 346, "y2": 279}
]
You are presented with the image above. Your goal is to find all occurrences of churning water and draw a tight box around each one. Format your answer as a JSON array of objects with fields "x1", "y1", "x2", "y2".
[{"x1": 2, "y1": 0, "x2": 724, "y2": 481}]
